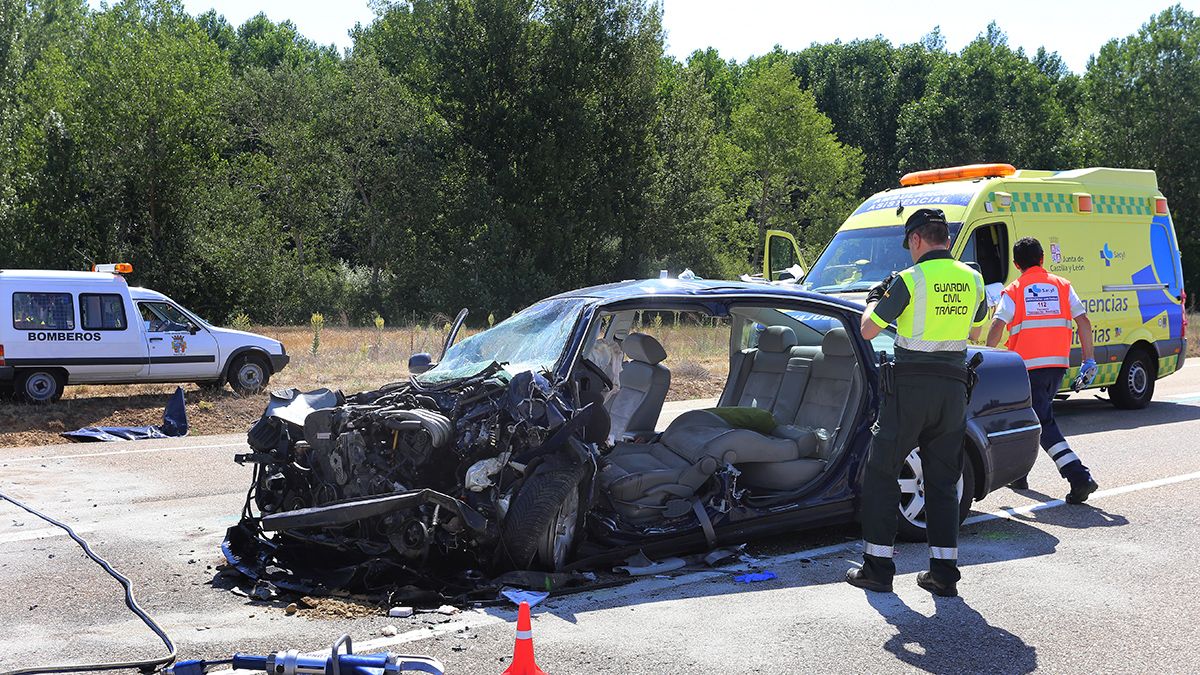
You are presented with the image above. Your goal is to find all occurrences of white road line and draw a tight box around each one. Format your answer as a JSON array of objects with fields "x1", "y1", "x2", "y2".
[
  {"x1": 1166, "y1": 390, "x2": 1200, "y2": 400},
  {"x1": 242, "y1": 466, "x2": 1200, "y2": 659},
  {"x1": 0, "y1": 441, "x2": 244, "y2": 463}
]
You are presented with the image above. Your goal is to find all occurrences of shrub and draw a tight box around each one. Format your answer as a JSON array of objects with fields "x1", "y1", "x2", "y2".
[
  {"x1": 226, "y1": 311, "x2": 252, "y2": 333},
  {"x1": 310, "y1": 312, "x2": 325, "y2": 355}
]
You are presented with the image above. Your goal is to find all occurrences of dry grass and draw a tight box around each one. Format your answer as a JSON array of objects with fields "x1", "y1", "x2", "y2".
[
  {"x1": 1189, "y1": 313, "x2": 1199, "y2": 357},
  {"x1": 0, "y1": 323, "x2": 731, "y2": 448}
]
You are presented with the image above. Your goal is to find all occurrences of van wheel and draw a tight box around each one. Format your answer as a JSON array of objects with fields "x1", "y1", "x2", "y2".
[
  {"x1": 896, "y1": 448, "x2": 975, "y2": 542},
  {"x1": 228, "y1": 354, "x2": 270, "y2": 395},
  {"x1": 1110, "y1": 348, "x2": 1156, "y2": 410},
  {"x1": 19, "y1": 369, "x2": 65, "y2": 404}
]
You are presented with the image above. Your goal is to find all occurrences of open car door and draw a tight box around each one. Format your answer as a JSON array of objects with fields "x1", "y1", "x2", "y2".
[{"x1": 763, "y1": 230, "x2": 807, "y2": 282}]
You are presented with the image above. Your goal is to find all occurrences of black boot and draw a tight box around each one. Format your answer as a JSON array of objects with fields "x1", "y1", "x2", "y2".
[
  {"x1": 916, "y1": 571, "x2": 958, "y2": 597},
  {"x1": 1066, "y1": 478, "x2": 1099, "y2": 504},
  {"x1": 846, "y1": 567, "x2": 893, "y2": 593},
  {"x1": 1008, "y1": 476, "x2": 1029, "y2": 490}
]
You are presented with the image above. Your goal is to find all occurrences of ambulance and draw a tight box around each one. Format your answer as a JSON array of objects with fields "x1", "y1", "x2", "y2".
[
  {"x1": 791, "y1": 164, "x2": 1187, "y2": 408},
  {"x1": 0, "y1": 264, "x2": 289, "y2": 402}
]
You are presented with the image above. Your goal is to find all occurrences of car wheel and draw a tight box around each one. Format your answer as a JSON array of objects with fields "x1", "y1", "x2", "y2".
[
  {"x1": 896, "y1": 448, "x2": 975, "y2": 542},
  {"x1": 228, "y1": 354, "x2": 270, "y2": 395},
  {"x1": 1110, "y1": 348, "x2": 1156, "y2": 410},
  {"x1": 18, "y1": 369, "x2": 65, "y2": 404},
  {"x1": 497, "y1": 462, "x2": 588, "y2": 572}
]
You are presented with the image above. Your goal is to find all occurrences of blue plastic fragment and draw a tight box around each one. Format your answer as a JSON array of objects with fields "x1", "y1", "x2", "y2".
[{"x1": 733, "y1": 571, "x2": 777, "y2": 583}]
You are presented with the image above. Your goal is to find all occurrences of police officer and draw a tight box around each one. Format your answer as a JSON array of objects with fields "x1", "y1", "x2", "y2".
[
  {"x1": 986, "y1": 237, "x2": 1100, "y2": 503},
  {"x1": 846, "y1": 208, "x2": 987, "y2": 598}
]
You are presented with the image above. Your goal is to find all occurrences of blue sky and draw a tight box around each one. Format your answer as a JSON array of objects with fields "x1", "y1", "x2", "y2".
[{"x1": 92, "y1": 0, "x2": 1198, "y2": 72}]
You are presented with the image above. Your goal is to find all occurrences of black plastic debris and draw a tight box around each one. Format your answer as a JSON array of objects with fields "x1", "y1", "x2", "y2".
[{"x1": 61, "y1": 386, "x2": 189, "y2": 442}]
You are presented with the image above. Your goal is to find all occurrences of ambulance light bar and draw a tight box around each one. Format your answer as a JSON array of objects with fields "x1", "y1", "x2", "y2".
[
  {"x1": 1156, "y1": 198, "x2": 1169, "y2": 215},
  {"x1": 93, "y1": 263, "x2": 133, "y2": 274},
  {"x1": 900, "y1": 163, "x2": 1016, "y2": 187},
  {"x1": 1074, "y1": 193, "x2": 1093, "y2": 213}
]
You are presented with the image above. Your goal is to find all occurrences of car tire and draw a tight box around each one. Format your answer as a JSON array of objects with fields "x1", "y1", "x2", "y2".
[
  {"x1": 1109, "y1": 348, "x2": 1156, "y2": 410},
  {"x1": 496, "y1": 462, "x2": 587, "y2": 572},
  {"x1": 896, "y1": 448, "x2": 975, "y2": 543},
  {"x1": 18, "y1": 369, "x2": 65, "y2": 404},
  {"x1": 228, "y1": 354, "x2": 270, "y2": 395}
]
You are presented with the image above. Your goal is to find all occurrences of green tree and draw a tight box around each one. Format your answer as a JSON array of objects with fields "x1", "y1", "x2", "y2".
[
  {"x1": 730, "y1": 61, "x2": 864, "y2": 262},
  {"x1": 1082, "y1": 5, "x2": 1200, "y2": 294},
  {"x1": 896, "y1": 23, "x2": 1072, "y2": 173}
]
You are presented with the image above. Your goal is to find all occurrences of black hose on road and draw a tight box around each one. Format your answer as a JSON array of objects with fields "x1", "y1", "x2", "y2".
[{"x1": 0, "y1": 490, "x2": 176, "y2": 675}]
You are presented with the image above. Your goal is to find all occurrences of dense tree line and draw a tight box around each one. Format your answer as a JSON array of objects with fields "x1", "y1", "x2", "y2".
[{"x1": 0, "y1": 0, "x2": 1195, "y2": 324}]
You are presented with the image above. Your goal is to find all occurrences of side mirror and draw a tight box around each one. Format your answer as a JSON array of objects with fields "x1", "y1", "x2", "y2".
[
  {"x1": 408, "y1": 352, "x2": 435, "y2": 374},
  {"x1": 189, "y1": 324, "x2": 199, "y2": 335}
]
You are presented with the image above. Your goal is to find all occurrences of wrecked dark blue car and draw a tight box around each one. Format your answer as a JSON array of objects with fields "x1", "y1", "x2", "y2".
[{"x1": 225, "y1": 278, "x2": 1040, "y2": 594}]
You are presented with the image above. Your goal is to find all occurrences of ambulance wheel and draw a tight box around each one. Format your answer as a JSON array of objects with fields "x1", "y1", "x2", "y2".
[
  {"x1": 228, "y1": 354, "x2": 270, "y2": 395},
  {"x1": 18, "y1": 369, "x2": 64, "y2": 404},
  {"x1": 1110, "y1": 348, "x2": 1156, "y2": 410}
]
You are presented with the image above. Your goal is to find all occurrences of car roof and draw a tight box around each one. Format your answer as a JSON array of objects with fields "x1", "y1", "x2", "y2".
[
  {"x1": 547, "y1": 277, "x2": 865, "y2": 311},
  {"x1": 0, "y1": 269, "x2": 125, "y2": 283}
]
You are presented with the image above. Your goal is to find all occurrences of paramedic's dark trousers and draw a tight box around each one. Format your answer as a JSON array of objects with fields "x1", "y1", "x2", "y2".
[
  {"x1": 860, "y1": 373, "x2": 966, "y2": 584},
  {"x1": 1028, "y1": 367, "x2": 1091, "y2": 485}
]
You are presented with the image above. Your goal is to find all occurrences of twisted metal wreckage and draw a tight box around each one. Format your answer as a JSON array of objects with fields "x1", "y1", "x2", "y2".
[{"x1": 222, "y1": 364, "x2": 611, "y2": 603}]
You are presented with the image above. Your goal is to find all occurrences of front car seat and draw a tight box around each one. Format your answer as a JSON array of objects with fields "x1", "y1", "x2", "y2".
[{"x1": 607, "y1": 333, "x2": 670, "y2": 441}]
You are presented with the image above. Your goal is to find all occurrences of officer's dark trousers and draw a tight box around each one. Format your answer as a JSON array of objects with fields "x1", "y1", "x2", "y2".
[
  {"x1": 1027, "y1": 367, "x2": 1091, "y2": 485},
  {"x1": 860, "y1": 373, "x2": 966, "y2": 584}
]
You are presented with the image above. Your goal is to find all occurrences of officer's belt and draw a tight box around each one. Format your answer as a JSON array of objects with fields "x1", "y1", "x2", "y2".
[{"x1": 892, "y1": 361, "x2": 969, "y2": 384}]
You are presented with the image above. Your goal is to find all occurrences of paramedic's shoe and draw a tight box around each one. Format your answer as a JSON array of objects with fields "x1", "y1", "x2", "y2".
[
  {"x1": 916, "y1": 571, "x2": 958, "y2": 597},
  {"x1": 845, "y1": 568, "x2": 892, "y2": 593},
  {"x1": 1008, "y1": 476, "x2": 1029, "y2": 490},
  {"x1": 1066, "y1": 478, "x2": 1099, "y2": 504}
]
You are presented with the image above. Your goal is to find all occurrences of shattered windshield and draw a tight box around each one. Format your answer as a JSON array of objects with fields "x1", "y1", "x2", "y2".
[
  {"x1": 417, "y1": 298, "x2": 586, "y2": 383},
  {"x1": 803, "y1": 223, "x2": 962, "y2": 293}
]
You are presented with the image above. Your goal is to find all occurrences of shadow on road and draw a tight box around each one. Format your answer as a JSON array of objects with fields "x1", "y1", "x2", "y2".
[
  {"x1": 1055, "y1": 397, "x2": 1200, "y2": 434},
  {"x1": 866, "y1": 593, "x2": 1037, "y2": 674}
]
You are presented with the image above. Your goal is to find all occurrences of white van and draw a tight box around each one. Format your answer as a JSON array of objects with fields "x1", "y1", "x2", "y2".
[{"x1": 0, "y1": 267, "x2": 289, "y2": 402}]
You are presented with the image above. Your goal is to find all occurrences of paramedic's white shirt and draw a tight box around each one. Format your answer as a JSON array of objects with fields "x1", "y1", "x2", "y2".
[{"x1": 994, "y1": 286, "x2": 1085, "y2": 324}]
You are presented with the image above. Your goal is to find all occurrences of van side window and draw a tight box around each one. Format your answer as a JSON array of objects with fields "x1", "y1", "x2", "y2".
[
  {"x1": 960, "y1": 223, "x2": 1009, "y2": 285},
  {"x1": 13, "y1": 292, "x2": 75, "y2": 330},
  {"x1": 139, "y1": 301, "x2": 194, "y2": 333},
  {"x1": 80, "y1": 294, "x2": 128, "y2": 330}
]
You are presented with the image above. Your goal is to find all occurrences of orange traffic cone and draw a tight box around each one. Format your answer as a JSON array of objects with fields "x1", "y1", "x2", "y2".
[{"x1": 501, "y1": 601, "x2": 546, "y2": 675}]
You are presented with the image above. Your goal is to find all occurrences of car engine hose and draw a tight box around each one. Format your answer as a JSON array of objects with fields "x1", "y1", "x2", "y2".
[{"x1": 0, "y1": 490, "x2": 176, "y2": 675}]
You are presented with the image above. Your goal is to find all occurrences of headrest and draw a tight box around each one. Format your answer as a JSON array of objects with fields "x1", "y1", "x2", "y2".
[
  {"x1": 821, "y1": 327, "x2": 855, "y2": 357},
  {"x1": 758, "y1": 326, "x2": 798, "y2": 353},
  {"x1": 622, "y1": 333, "x2": 667, "y2": 365}
]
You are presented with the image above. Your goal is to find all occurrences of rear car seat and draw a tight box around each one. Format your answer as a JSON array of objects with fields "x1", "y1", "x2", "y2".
[
  {"x1": 738, "y1": 328, "x2": 861, "y2": 490},
  {"x1": 598, "y1": 409, "x2": 805, "y2": 522},
  {"x1": 606, "y1": 333, "x2": 670, "y2": 441}
]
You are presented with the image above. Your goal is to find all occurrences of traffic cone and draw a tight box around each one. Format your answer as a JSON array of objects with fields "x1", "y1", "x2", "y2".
[{"x1": 500, "y1": 601, "x2": 546, "y2": 675}]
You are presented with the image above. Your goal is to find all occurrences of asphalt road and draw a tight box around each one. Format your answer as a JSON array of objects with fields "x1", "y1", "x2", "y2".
[{"x1": 4, "y1": 365, "x2": 1200, "y2": 674}]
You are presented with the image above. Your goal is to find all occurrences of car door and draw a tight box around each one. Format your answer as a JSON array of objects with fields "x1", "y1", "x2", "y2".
[{"x1": 137, "y1": 301, "x2": 220, "y2": 381}]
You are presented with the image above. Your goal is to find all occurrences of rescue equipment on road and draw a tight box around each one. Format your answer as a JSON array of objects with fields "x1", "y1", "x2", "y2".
[{"x1": 501, "y1": 601, "x2": 547, "y2": 675}]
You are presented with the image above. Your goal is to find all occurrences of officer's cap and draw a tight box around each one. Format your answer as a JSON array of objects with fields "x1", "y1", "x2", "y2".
[{"x1": 902, "y1": 208, "x2": 947, "y2": 249}]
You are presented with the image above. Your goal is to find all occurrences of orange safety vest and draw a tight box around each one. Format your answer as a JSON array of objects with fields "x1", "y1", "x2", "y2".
[{"x1": 1002, "y1": 266, "x2": 1075, "y2": 370}]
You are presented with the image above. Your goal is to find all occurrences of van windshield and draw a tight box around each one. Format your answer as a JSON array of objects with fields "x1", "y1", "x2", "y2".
[{"x1": 803, "y1": 223, "x2": 962, "y2": 293}]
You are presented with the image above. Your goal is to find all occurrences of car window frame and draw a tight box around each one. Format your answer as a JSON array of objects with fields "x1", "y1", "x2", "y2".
[
  {"x1": 12, "y1": 291, "x2": 76, "y2": 331},
  {"x1": 79, "y1": 293, "x2": 129, "y2": 331}
]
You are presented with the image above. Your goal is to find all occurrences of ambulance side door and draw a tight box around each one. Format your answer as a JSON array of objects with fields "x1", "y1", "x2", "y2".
[
  {"x1": 955, "y1": 216, "x2": 1014, "y2": 308},
  {"x1": 137, "y1": 301, "x2": 220, "y2": 381}
]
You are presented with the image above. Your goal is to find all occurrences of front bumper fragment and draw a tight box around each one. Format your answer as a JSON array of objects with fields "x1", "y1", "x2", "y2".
[
  {"x1": 260, "y1": 488, "x2": 489, "y2": 534},
  {"x1": 270, "y1": 353, "x2": 290, "y2": 372}
]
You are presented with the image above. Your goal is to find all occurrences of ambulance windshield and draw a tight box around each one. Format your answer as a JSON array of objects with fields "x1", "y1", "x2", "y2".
[{"x1": 803, "y1": 223, "x2": 962, "y2": 293}]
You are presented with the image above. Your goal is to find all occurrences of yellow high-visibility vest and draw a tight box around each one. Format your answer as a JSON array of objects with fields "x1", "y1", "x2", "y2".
[{"x1": 894, "y1": 259, "x2": 984, "y2": 352}]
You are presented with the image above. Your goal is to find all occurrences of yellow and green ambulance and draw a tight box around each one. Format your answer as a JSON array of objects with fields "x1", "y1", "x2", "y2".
[{"x1": 792, "y1": 164, "x2": 1187, "y2": 408}]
